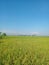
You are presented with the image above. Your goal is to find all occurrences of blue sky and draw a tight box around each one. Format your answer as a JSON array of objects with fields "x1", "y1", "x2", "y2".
[{"x1": 0, "y1": 0, "x2": 49, "y2": 35}]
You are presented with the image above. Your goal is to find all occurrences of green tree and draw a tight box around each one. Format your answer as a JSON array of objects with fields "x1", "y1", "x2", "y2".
[
  {"x1": 0, "y1": 32, "x2": 2, "y2": 39},
  {"x1": 2, "y1": 33, "x2": 6, "y2": 36},
  {"x1": 0, "y1": 32, "x2": 1, "y2": 35},
  {"x1": 0, "y1": 32, "x2": 7, "y2": 39}
]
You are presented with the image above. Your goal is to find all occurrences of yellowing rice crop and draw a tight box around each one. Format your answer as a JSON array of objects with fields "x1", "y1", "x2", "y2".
[{"x1": 0, "y1": 36, "x2": 49, "y2": 65}]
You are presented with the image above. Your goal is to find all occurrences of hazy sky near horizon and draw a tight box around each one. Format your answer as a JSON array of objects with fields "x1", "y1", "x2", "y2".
[{"x1": 0, "y1": 0, "x2": 49, "y2": 35}]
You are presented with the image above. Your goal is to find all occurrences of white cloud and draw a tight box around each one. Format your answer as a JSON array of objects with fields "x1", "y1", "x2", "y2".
[
  {"x1": 0, "y1": 29, "x2": 17, "y2": 35},
  {"x1": 0, "y1": 29, "x2": 40, "y2": 35},
  {"x1": 32, "y1": 32, "x2": 40, "y2": 35}
]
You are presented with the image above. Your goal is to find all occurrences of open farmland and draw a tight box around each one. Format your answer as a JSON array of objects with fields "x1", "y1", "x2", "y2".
[{"x1": 0, "y1": 36, "x2": 49, "y2": 65}]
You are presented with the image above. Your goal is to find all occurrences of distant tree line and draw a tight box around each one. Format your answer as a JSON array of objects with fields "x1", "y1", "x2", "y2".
[{"x1": 0, "y1": 32, "x2": 7, "y2": 39}]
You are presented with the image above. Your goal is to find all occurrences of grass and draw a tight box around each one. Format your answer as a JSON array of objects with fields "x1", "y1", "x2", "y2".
[{"x1": 0, "y1": 36, "x2": 49, "y2": 65}]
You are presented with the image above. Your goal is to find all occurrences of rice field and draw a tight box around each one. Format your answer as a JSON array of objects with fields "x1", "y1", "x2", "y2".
[{"x1": 0, "y1": 36, "x2": 49, "y2": 65}]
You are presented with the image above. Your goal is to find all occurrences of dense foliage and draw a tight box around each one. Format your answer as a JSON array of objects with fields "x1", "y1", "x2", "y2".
[{"x1": 0, "y1": 32, "x2": 6, "y2": 39}]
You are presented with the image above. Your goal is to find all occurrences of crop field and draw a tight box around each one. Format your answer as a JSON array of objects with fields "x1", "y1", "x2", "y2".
[{"x1": 0, "y1": 36, "x2": 49, "y2": 65}]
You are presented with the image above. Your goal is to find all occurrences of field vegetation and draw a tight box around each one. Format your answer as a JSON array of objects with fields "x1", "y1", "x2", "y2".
[{"x1": 0, "y1": 36, "x2": 49, "y2": 65}]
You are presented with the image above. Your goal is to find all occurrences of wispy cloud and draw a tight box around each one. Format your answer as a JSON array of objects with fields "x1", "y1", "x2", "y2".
[
  {"x1": 32, "y1": 32, "x2": 40, "y2": 35},
  {"x1": 0, "y1": 29, "x2": 17, "y2": 35},
  {"x1": 0, "y1": 29, "x2": 40, "y2": 35}
]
